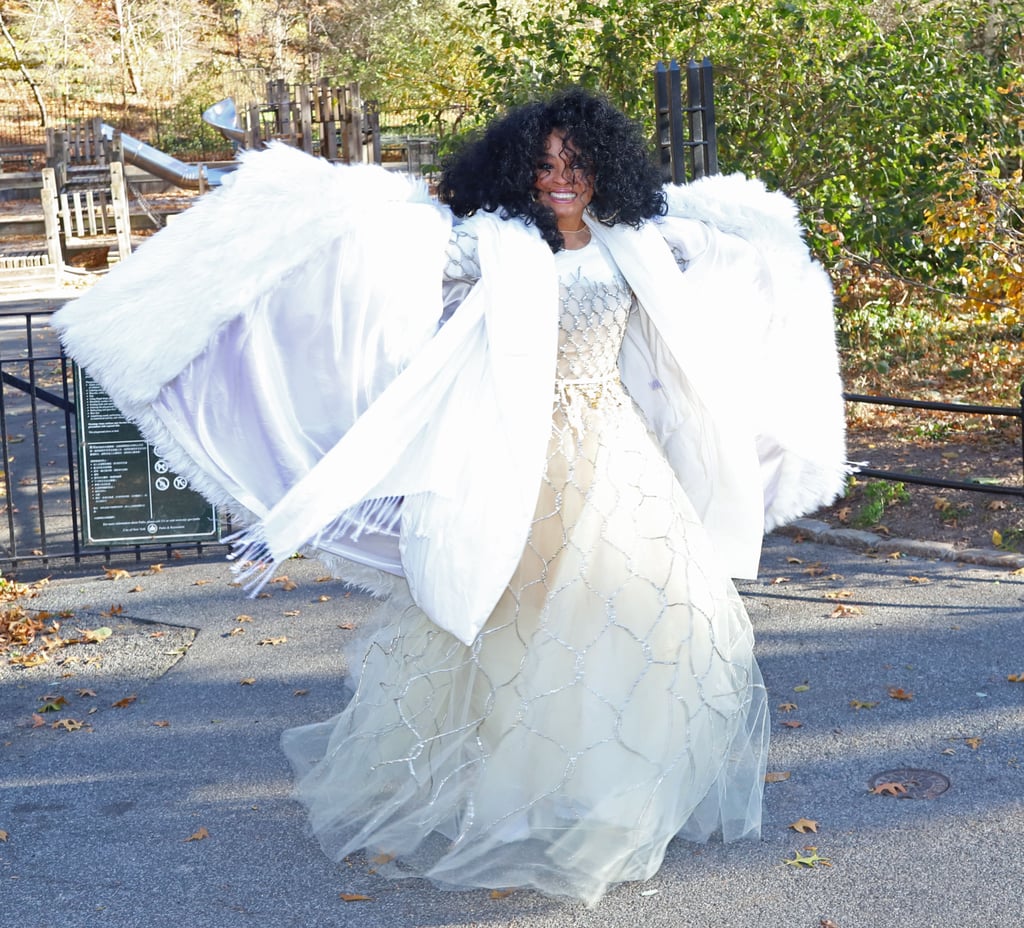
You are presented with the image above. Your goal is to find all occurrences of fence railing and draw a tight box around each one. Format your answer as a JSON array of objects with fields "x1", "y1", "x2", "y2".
[{"x1": 844, "y1": 390, "x2": 1024, "y2": 497}]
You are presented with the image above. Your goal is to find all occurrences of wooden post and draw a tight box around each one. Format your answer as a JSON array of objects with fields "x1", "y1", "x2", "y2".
[
  {"x1": 40, "y1": 167, "x2": 64, "y2": 284},
  {"x1": 344, "y1": 83, "x2": 362, "y2": 164},
  {"x1": 298, "y1": 82, "x2": 313, "y2": 154},
  {"x1": 321, "y1": 79, "x2": 338, "y2": 160},
  {"x1": 109, "y1": 160, "x2": 132, "y2": 263}
]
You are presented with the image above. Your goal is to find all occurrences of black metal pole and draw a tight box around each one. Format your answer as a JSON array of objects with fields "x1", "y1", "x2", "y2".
[{"x1": 654, "y1": 61, "x2": 671, "y2": 183}]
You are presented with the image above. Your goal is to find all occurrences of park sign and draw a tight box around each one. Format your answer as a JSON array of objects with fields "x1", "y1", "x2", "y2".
[{"x1": 74, "y1": 365, "x2": 218, "y2": 545}]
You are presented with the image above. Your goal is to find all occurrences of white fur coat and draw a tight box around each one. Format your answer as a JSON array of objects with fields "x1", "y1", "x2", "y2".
[{"x1": 52, "y1": 144, "x2": 846, "y2": 643}]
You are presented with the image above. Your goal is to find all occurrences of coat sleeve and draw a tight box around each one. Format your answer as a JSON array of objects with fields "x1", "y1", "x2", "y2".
[
  {"x1": 51, "y1": 145, "x2": 455, "y2": 595},
  {"x1": 656, "y1": 174, "x2": 848, "y2": 531}
]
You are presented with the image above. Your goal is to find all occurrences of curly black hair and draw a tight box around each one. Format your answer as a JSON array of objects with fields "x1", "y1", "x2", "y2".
[{"x1": 437, "y1": 88, "x2": 666, "y2": 252}]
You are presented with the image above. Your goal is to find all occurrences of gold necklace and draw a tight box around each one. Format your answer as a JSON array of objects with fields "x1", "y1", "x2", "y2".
[{"x1": 561, "y1": 226, "x2": 588, "y2": 234}]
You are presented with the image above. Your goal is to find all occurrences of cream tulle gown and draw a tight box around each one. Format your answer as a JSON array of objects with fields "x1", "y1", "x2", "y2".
[{"x1": 280, "y1": 229, "x2": 770, "y2": 906}]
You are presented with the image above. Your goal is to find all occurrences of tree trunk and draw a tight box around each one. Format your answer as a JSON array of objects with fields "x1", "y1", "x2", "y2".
[{"x1": 0, "y1": 12, "x2": 49, "y2": 127}]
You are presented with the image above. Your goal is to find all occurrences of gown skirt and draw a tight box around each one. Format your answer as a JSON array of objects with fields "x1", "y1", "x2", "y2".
[{"x1": 280, "y1": 366, "x2": 770, "y2": 906}]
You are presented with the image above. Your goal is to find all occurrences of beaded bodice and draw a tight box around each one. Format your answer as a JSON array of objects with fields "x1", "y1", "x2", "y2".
[{"x1": 442, "y1": 226, "x2": 635, "y2": 383}]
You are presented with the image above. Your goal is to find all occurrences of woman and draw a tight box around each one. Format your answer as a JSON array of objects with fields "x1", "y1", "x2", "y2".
[{"x1": 53, "y1": 88, "x2": 845, "y2": 905}]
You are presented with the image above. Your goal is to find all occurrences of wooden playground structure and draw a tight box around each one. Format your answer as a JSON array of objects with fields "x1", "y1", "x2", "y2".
[{"x1": 0, "y1": 118, "x2": 134, "y2": 289}]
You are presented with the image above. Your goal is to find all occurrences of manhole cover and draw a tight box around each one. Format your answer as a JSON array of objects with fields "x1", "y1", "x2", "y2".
[{"x1": 867, "y1": 768, "x2": 950, "y2": 799}]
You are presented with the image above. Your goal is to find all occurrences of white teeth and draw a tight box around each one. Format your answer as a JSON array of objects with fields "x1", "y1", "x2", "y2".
[{"x1": 550, "y1": 192, "x2": 575, "y2": 202}]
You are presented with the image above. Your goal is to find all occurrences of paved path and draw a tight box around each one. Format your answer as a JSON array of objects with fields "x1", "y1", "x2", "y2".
[{"x1": 2, "y1": 532, "x2": 1023, "y2": 927}]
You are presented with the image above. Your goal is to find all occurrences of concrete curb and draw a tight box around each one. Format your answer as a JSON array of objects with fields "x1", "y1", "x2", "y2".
[{"x1": 774, "y1": 517, "x2": 1024, "y2": 571}]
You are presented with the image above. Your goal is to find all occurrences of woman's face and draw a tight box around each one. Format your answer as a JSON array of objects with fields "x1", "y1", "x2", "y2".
[{"x1": 534, "y1": 131, "x2": 594, "y2": 231}]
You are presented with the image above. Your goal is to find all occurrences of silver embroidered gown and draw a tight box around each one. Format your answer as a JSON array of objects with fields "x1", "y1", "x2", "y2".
[{"x1": 281, "y1": 227, "x2": 770, "y2": 906}]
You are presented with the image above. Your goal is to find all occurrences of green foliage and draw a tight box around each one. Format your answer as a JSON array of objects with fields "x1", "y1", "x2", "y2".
[
  {"x1": 923, "y1": 130, "x2": 1024, "y2": 323},
  {"x1": 458, "y1": 0, "x2": 704, "y2": 121},
  {"x1": 854, "y1": 480, "x2": 909, "y2": 527},
  {"x1": 463, "y1": 0, "x2": 1024, "y2": 287}
]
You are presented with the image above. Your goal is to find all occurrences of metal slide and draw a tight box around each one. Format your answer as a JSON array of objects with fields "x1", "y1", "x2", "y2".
[{"x1": 98, "y1": 98, "x2": 245, "y2": 189}]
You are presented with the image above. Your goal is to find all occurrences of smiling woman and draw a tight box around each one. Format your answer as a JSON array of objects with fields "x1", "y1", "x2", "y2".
[{"x1": 52, "y1": 87, "x2": 845, "y2": 908}]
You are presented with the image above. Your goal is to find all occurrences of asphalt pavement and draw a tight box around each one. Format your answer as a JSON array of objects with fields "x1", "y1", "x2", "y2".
[{"x1": 2, "y1": 526, "x2": 1023, "y2": 928}]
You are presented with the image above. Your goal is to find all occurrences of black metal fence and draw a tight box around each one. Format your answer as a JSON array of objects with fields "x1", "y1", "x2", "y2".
[
  {"x1": 0, "y1": 304, "x2": 225, "y2": 574},
  {"x1": 845, "y1": 390, "x2": 1024, "y2": 497},
  {"x1": 654, "y1": 57, "x2": 718, "y2": 184}
]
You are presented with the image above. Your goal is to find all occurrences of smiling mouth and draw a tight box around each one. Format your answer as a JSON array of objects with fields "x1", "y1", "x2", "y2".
[{"x1": 548, "y1": 192, "x2": 577, "y2": 202}]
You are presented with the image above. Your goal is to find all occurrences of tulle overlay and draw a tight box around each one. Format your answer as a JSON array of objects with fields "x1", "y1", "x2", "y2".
[{"x1": 281, "y1": 239, "x2": 769, "y2": 905}]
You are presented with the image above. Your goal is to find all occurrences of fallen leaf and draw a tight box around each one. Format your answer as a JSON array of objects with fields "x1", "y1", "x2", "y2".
[
  {"x1": 193, "y1": 579, "x2": 212, "y2": 586},
  {"x1": 149, "y1": 631, "x2": 165, "y2": 638},
  {"x1": 282, "y1": 610, "x2": 301, "y2": 617},
  {"x1": 103, "y1": 568, "x2": 131, "y2": 581},
  {"x1": 789, "y1": 818, "x2": 819, "y2": 834},
  {"x1": 886, "y1": 551, "x2": 902, "y2": 560},
  {"x1": 1008, "y1": 673, "x2": 1024, "y2": 682},
  {"x1": 821, "y1": 920, "x2": 840, "y2": 928},
  {"x1": 152, "y1": 720, "x2": 170, "y2": 728},
  {"x1": 80, "y1": 626, "x2": 113, "y2": 643},
  {"x1": 993, "y1": 529, "x2": 1004, "y2": 547},
  {"x1": 489, "y1": 889, "x2": 514, "y2": 899},
  {"x1": 148, "y1": 563, "x2": 164, "y2": 573},
  {"x1": 777, "y1": 702, "x2": 798, "y2": 712},
  {"x1": 30, "y1": 713, "x2": 45, "y2": 728},
  {"x1": 271, "y1": 576, "x2": 298, "y2": 591},
  {"x1": 887, "y1": 687, "x2": 914, "y2": 701},
  {"x1": 849, "y1": 699, "x2": 879, "y2": 710},
  {"x1": 38, "y1": 695, "x2": 67, "y2": 712},
  {"x1": 235, "y1": 614, "x2": 253, "y2": 623},
  {"x1": 793, "y1": 684, "x2": 810, "y2": 693},
  {"x1": 786, "y1": 557, "x2": 803, "y2": 564},
  {"x1": 51, "y1": 718, "x2": 84, "y2": 732},
  {"x1": 764, "y1": 771, "x2": 792, "y2": 783},
  {"x1": 293, "y1": 689, "x2": 308, "y2": 697},
  {"x1": 258, "y1": 636, "x2": 287, "y2": 646},
  {"x1": 128, "y1": 585, "x2": 143, "y2": 593},
  {"x1": 77, "y1": 689, "x2": 96, "y2": 698},
  {"x1": 315, "y1": 595, "x2": 331, "y2": 603},
  {"x1": 987, "y1": 499, "x2": 1009, "y2": 511},
  {"x1": 112, "y1": 695, "x2": 137, "y2": 709},
  {"x1": 337, "y1": 622, "x2": 355, "y2": 630},
  {"x1": 784, "y1": 848, "x2": 831, "y2": 868},
  {"x1": 227, "y1": 627, "x2": 245, "y2": 637},
  {"x1": 965, "y1": 737, "x2": 983, "y2": 750},
  {"x1": 830, "y1": 604, "x2": 863, "y2": 618},
  {"x1": 835, "y1": 506, "x2": 852, "y2": 523},
  {"x1": 870, "y1": 781, "x2": 907, "y2": 797},
  {"x1": 0, "y1": 830, "x2": 8, "y2": 842},
  {"x1": 907, "y1": 576, "x2": 931, "y2": 584},
  {"x1": 240, "y1": 678, "x2": 256, "y2": 686},
  {"x1": 371, "y1": 853, "x2": 395, "y2": 865},
  {"x1": 100, "y1": 604, "x2": 124, "y2": 617},
  {"x1": 803, "y1": 563, "x2": 828, "y2": 577},
  {"x1": 770, "y1": 576, "x2": 790, "y2": 585},
  {"x1": 781, "y1": 720, "x2": 803, "y2": 729},
  {"x1": 823, "y1": 589, "x2": 854, "y2": 600},
  {"x1": 184, "y1": 826, "x2": 209, "y2": 842},
  {"x1": 338, "y1": 893, "x2": 372, "y2": 902}
]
